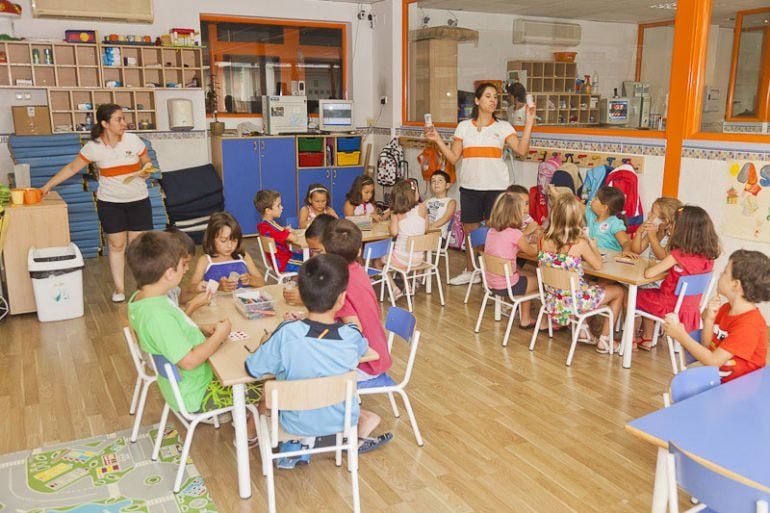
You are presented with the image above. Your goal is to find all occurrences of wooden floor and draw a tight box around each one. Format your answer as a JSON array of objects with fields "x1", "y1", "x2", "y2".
[{"x1": 1, "y1": 240, "x2": 685, "y2": 512}]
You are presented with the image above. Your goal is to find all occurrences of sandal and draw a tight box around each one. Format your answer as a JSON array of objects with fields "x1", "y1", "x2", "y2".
[
  {"x1": 358, "y1": 432, "x2": 393, "y2": 454},
  {"x1": 635, "y1": 337, "x2": 654, "y2": 351},
  {"x1": 595, "y1": 336, "x2": 618, "y2": 354},
  {"x1": 519, "y1": 321, "x2": 561, "y2": 332}
]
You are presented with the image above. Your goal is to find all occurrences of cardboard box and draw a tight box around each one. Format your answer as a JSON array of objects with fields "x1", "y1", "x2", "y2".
[{"x1": 12, "y1": 106, "x2": 52, "y2": 136}]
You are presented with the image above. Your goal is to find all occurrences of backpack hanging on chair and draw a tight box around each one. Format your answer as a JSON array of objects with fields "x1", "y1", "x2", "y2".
[{"x1": 605, "y1": 163, "x2": 644, "y2": 234}]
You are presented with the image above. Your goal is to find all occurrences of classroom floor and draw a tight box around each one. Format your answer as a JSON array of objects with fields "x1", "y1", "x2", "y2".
[{"x1": 0, "y1": 239, "x2": 685, "y2": 512}]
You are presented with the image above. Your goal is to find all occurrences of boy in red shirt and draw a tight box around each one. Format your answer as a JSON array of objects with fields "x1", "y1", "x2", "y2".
[
  {"x1": 254, "y1": 189, "x2": 303, "y2": 272},
  {"x1": 664, "y1": 249, "x2": 770, "y2": 383}
]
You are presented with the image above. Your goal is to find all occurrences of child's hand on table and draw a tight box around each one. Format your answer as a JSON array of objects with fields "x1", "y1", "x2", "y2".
[
  {"x1": 213, "y1": 318, "x2": 232, "y2": 339},
  {"x1": 194, "y1": 280, "x2": 208, "y2": 293},
  {"x1": 663, "y1": 313, "x2": 686, "y2": 340},
  {"x1": 239, "y1": 274, "x2": 252, "y2": 286},
  {"x1": 283, "y1": 286, "x2": 301, "y2": 305},
  {"x1": 188, "y1": 289, "x2": 213, "y2": 311},
  {"x1": 219, "y1": 276, "x2": 238, "y2": 292},
  {"x1": 621, "y1": 251, "x2": 640, "y2": 259}
]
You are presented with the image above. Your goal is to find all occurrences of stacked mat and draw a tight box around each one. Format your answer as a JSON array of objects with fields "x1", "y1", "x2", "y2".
[
  {"x1": 8, "y1": 134, "x2": 102, "y2": 258},
  {"x1": 159, "y1": 163, "x2": 224, "y2": 244}
]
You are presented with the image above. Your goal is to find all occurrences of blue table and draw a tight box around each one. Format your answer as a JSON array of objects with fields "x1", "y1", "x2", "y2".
[{"x1": 626, "y1": 367, "x2": 770, "y2": 512}]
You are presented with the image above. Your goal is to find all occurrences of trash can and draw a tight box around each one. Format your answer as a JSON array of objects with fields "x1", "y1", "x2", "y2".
[{"x1": 28, "y1": 243, "x2": 85, "y2": 322}]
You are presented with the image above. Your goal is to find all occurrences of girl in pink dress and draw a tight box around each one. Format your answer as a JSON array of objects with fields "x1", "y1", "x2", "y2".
[
  {"x1": 635, "y1": 205, "x2": 720, "y2": 349},
  {"x1": 299, "y1": 183, "x2": 338, "y2": 229}
]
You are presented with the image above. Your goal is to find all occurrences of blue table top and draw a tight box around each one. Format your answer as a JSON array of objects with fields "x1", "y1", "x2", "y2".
[{"x1": 626, "y1": 367, "x2": 770, "y2": 488}]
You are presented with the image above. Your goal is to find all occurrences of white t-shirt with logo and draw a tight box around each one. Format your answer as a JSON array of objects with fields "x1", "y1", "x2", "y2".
[
  {"x1": 453, "y1": 119, "x2": 516, "y2": 191},
  {"x1": 79, "y1": 132, "x2": 149, "y2": 203}
]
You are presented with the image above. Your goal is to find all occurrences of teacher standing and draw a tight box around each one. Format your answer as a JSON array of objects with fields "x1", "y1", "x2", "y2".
[
  {"x1": 42, "y1": 104, "x2": 154, "y2": 303},
  {"x1": 426, "y1": 82, "x2": 535, "y2": 285}
]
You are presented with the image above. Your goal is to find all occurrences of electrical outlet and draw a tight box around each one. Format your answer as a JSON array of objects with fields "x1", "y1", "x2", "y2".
[
  {"x1": 380, "y1": 95, "x2": 388, "y2": 105},
  {"x1": 366, "y1": 118, "x2": 375, "y2": 127}
]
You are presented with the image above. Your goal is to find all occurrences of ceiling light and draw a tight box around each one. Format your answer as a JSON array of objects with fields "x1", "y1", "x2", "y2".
[{"x1": 649, "y1": 2, "x2": 677, "y2": 9}]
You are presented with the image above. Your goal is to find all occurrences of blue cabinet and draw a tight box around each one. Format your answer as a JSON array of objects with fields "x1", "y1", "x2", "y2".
[
  {"x1": 216, "y1": 137, "x2": 297, "y2": 236},
  {"x1": 297, "y1": 165, "x2": 363, "y2": 215}
]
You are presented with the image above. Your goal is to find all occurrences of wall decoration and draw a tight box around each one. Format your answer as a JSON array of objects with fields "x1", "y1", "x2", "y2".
[{"x1": 723, "y1": 160, "x2": 770, "y2": 243}]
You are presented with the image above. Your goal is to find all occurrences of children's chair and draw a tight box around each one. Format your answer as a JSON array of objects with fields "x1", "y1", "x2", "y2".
[
  {"x1": 123, "y1": 327, "x2": 159, "y2": 443},
  {"x1": 662, "y1": 365, "x2": 720, "y2": 408},
  {"x1": 435, "y1": 217, "x2": 454, "y2": 284},
  {"x1": 383, "y1": 231, "x2": 445, "y2": 312},
  {"x1": 0, "y1": 212, "x2": 9, "y2": 321},
  {"x1": 634, "y1": 272, "x2": 714, "y2": 374},
  {"x1": 150, "y1": 354, "x2": 258, "y2": 493},
  {"x1": 666, "y1": 441, "x2": 770, "y2": 513},
  {"x1": 258, "y1": 372, "x2": 360, "y2": 513},
  {"x1": 529, "y1": 266, "x2": 615, "y2": 366},
  {"x1": 256, "y1": 236, "x2": 298, "y2": 284},
  {"x1": 475, "y1": 254, "x2": 539, "y2": 347},
  {"x1": 285, "y1": 216, "x2": 299, "y2": 229},
  {"x1": 358, "y1": 307, "x2": 423, "y2": 446},
  {"x1": 362, "y1": 238, "x2": 394, "y2": 305},
  {"x1": 464, "y1": 226, "x2": 489, "y2": 304}
]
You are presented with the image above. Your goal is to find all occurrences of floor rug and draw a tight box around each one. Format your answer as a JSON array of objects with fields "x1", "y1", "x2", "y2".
[{"x1": 0, "y1": 424, "x2": 218, "y2": 512}]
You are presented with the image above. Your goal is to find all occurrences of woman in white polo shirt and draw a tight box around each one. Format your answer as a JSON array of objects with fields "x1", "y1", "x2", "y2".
[
  {"x1": 426, "y1": 82, "x2": 536, "y2": 285},
  {"x1": 42, "y1": 104, "x2": 154, "y2": 303}
]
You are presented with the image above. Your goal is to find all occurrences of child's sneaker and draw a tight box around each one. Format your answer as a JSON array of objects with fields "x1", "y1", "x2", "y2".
[{"x1": 276, "y1": 440, "x2": 311, "y2": 469}]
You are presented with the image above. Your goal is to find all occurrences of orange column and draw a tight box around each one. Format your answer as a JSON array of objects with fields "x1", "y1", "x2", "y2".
[{"x1": 662, "y1": 0, "x2": 712, "y2": 197}]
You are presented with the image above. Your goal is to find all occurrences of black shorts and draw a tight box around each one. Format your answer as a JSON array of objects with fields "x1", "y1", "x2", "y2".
[
  {"x1": 491, "y1": 275, "x2": 529, "y2": 297},
  {"x1": 97, "y1": 197, "x2": 154, "y2": 234},
  {"x1": 460, "y1": 188, "x2": 504, "y2": 224}
]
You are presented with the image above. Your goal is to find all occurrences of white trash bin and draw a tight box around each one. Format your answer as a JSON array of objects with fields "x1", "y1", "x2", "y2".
[{"x1": 28, "y1": 243, "x2": 85, "y2": 322}]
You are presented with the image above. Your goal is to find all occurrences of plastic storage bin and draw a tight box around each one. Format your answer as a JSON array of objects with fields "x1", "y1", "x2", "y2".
[
  {"x1": 298, "y1": 151, "x2": 324, "y2": 167},
  {"x1": 337, "y1": 151, "x2": 361, "y2": 166},
  {"x1": 337, "y1": 137, "x2": 360, "y2": 152},
  {"x1": 27, "y1": 243, "x2": 85, "y2": 322},
  {"x1": 234, "y1": 289, "x2": 276, "y2": 320},
  {"x1": 298, "y1": 137, "x2": 323, "y2": 152}
]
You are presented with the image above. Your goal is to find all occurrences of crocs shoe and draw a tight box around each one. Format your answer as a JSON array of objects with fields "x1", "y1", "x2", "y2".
[{"x1": 276, "y1": 441, "x2": 311, "y2": 469}]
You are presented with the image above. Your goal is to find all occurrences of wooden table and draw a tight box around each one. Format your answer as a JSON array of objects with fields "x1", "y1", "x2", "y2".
[
  {"x1": 191, "y1": 284, "x2": 378, "y2": 499},
  {"x1": 291, "y1": 220, "x2": 393, "y2": 258},
  {"x1": 2, "y1": 192, "x2": 70, "y2": 314},
  {"x1": 521, "y1": 249, "x2": 664, "y2": 368},
  {"x1": 626, "y1": 367, "x2": 770, "y2": 512}
]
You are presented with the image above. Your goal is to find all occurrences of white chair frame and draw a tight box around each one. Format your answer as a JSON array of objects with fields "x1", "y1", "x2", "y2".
[
  {"x1": 383, "y1": 231, "x2": 445, "y2": 313},
  {"x1": 463, "y1": 228, "x2": 487, "y2": 304},
  {"x1": 474, "y1": 254, "x2": 539, "y2": 347},
  {"x1": 435, "y1": 218, "x2": 454, "y2": 284},
  {"x1": 258, "y1": 372, "x2": 360, "y2": 513},
  {"x1": 257, "y1": 236, "x2": 298, "y2": 284},
  {"x1": 529, "y1": 266, "x2": 615, "y2": 366}
]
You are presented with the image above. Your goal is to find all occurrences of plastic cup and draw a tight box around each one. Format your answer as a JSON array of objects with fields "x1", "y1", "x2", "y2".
[
  {"x1": 11, "y1": 189, "x2": 24, "y2": 205},
  {"x1": 284, "y1": 280, "x2": 298, "y2": 305}
]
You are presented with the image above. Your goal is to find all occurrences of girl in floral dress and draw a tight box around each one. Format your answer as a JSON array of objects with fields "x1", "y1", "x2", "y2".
[{"x1": 538, "y1": 196, "x2": 627, "y2": 353}]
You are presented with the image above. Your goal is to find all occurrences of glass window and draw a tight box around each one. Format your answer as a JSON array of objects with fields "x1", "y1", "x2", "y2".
[
  {"x1": 701, "y1": 4, "x2": 770, "y2": 134},
  {"x1": 201, "y1": 18, "x2": 345, "y2": 116},
  {"x1": 405, "y1": 1, "x2": 676, "y2": 131}
]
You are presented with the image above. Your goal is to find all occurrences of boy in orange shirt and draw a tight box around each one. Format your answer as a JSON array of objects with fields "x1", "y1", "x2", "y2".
[{"x1": 664, "y1": 249, "x2": 770, "y2": 383}]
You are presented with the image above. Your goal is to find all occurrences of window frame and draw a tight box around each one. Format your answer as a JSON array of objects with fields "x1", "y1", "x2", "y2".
[
  {"x1": 724, "y1": 7, "x2": 770, "y2": 123},
  {"x1": 201, "y1": 14, "x2": 347, "y2": 118}
]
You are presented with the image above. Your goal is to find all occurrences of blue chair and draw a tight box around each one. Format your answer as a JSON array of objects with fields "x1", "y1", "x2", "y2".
[
  {"x1": 285, "y1": 216, "x2": 299, "y2": 229},
  {"x1": 663, "y1": 365, "x2": 720, "y2": 407},
  {"x1": 666, "y1": 441, "x2": 770, "y2": 513},
  {"x1": 358, "y1": 307, "x2": 424, "y2": 446},
  {"x1": 362, "y1": 238, "x2": 394, "y2": 305},
  {"x1": 464, "y1": 226, "x2": 489, "y2": 304},
  {"x1": 634, "y1": 272, "x2": 715, "y2": 374},
  {"x1": 149, "y1": 354, "x2": 259, "y2": 493}
]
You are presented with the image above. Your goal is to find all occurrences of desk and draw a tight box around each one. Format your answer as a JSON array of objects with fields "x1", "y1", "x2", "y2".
[
  {"x1": 626, "y1": 367, "x2": 770, "y2": 512},
  {"x1": 191, "y1": 284, "x2": 378, "y2": 499},
  {"x1": 2, "y1": 193, "x2": 69, "y2": 314},
  {"x1": 291, "y1": 220, "x2": 392, "y2": 258},
  {"x1": 521, "y1": 249, "x2": 663, "y2": 368}
]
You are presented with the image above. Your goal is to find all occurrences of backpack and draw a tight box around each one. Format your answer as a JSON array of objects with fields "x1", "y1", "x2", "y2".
[
  {"x1": 582, "y1": 164, "x2": 611, "y2": 202},
  {"x1": 418, "y1": 146, "x2": 442, "y2": 181},
  {"x1": 448, "y1": 210, "x2": 465, "y2": 250},
  {"x1": 376, "y1": 139, "x2": 406, "y2": 187},
  {"x1": 605, "y1": 164, "x2": 644, "y2": 234},
  {"x1": 537, "y1": 155, "x2": 561, "y2": 200},
  {"x1": 529, "y1": 185, "x2": 549, "y2": 225}
]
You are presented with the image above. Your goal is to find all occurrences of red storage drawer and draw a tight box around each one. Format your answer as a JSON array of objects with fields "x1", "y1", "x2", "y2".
[{"x1": 298, "y1": 151, "x2": 323, "y2": 167}]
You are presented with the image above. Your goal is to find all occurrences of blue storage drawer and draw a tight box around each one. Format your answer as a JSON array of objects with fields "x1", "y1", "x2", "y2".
[{"x1": 337, "y1": 137, "x2": 360, "y2": 152}]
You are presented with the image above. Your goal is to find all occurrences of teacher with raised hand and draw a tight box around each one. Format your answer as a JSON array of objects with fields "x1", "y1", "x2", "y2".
[
  {"x1": 42, "y1": 103, "x2": 154, "y2": 303},
  {"x1": 426, "y1": 82, "x2": 535, "y2": 285}
]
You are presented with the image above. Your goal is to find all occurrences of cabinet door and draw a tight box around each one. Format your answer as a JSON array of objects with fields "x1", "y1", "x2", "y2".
[
  {"x1": 258, "y1": 137, "x2": 297, "y2": 225},
  {"x1": 222, "y1": 139, "x2": 260, "y2": 236},
  {"x1": 298, "y1": 168, "x2": 332, "y2": 217},
  {"x1": 331, "y1": 166, "x2": 363, "y2": 214}
]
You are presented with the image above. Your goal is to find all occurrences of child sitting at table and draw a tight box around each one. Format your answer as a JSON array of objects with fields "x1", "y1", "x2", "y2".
[
  {"x1": 664, "y1": 249, "x2": 769, "y2": 383},
  {"x1": 322, "y1": 219, "x2": 393, "y2": 383},
  {"x1": 539, "y1": 196, "x2": 627, "y2": 353},
  {"x1": 299, "y1": 183, "x2": 338, "y2": 229},
  {"x1": 255, "y1": 189, "x2": 303, "y2": 273},
  {"x1": 586, "y1": 186, "x2": 632, "y2": 253},
  {"x1": 343, "y1": 175, "x2": 388, "y2": 221},
  {"x1": 189, "y1": 212, "x2": 264, "y2": 294},
  {"x1": 127, "y1": 231, "x2": 261, "y2": 441},
  {"x1": 635, "y1": 205, "x2": 719, "y2": 350},
  {"x1": 282, "y1": 213, "x2": 336, "y2": 305},
  {"x1": 629, "y1": 196, "x2": 682, "y2": 261},
  {"x1": 426, "y1": 170, "x2": 456, "y2": 241},
  {"x1": 165, "y1": 227, "x2": 211, "y2": 315},
  {"x1": 245, "y1": 254, "x2": 393, "y2": 467}
]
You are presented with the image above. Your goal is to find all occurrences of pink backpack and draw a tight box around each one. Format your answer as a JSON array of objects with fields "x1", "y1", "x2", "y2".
[{"x1": 448, "y1": 210, "x2": 465, "y2": 250}]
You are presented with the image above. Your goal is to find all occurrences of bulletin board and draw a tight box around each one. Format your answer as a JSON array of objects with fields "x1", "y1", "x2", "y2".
[{"x1": 722, "y1": 161, "x2": 770, "y2": 243}]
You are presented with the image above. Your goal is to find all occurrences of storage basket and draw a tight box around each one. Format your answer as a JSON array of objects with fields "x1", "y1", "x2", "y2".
[
  {"x1": 298, "y1": 137, "x2": 323, "y2": 152},
  {"x1": 337, "y1": 151, "x2": 361, "y2": 166},
  {"x1": 233, "y1": 289, "x2": 276, "y2": 320},
  {"x1": 298, "y1": 151, "x2": 324, "y2": 167},
  {"x1": 337, "y1": 137, "x2": 360, "y2": 152}
]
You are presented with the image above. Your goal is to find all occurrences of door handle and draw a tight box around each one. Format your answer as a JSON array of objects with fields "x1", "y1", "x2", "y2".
[
  {"x1": 333, "y1": 169, "x2": 337, "y2": 179},
  {"x1": 326, "y1": 169, "x2": 330, "y2": 179},
  {"x1": 253, "y1": 141, "x2": 257, "y2": 152}
]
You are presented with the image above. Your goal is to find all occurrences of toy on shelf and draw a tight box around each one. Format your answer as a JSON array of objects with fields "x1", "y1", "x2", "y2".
[
  {"x1": 168, "y1": 28, "x2": 199, "y2": 47},
  {"x1": 65, "y1": 30, "x2": 96, "y2": 44}
]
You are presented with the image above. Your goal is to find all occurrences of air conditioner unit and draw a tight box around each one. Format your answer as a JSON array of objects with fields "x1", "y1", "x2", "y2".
[
  {"x1": 512, "y1": 19, "x2": 581, "y2": 46},
  {"x1": 31, "y1": 0, "x2": 153, "y2": 23}
]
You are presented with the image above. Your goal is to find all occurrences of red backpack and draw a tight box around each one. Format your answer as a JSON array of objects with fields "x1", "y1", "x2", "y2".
[
  {"x1": 605, "y1": 164, "x2": 644, "y2": 234},
  {"x1": 529, "y1": 185, "x2": 548, "y2": 225}
]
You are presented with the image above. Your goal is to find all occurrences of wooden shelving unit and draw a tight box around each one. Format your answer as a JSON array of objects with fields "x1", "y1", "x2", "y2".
[
  {"x1": 0, "y1": 41, "x2": 203, "y2": 132},
  {"x1": 508, "y1": 60, "x2": 601, "y2": 126}
]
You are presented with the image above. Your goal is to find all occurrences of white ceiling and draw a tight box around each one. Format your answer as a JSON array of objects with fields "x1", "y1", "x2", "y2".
[{"x1": 412, "y1": 0, "x2": 770, "y2": 26}]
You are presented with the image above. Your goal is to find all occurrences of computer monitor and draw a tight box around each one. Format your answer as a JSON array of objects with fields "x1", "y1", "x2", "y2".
[{"x1": 319, "y1": 99, "x2": 354, "y2": 132}]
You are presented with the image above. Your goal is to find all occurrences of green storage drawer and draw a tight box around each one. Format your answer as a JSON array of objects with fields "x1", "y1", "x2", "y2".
[{"x1": 297, "y1": 137, "x2": 323, "y2": 152}]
